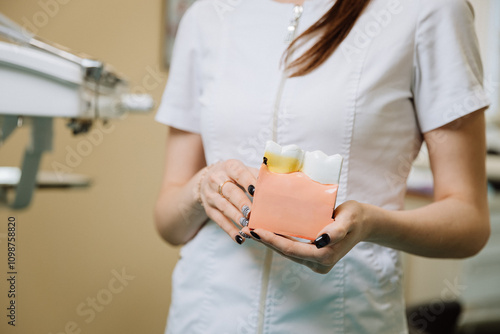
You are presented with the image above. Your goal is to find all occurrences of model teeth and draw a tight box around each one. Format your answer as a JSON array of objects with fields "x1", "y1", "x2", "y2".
[
  {"x1": 264, "y1": 141, "x2": 304, "y2": 173},
  {"x1": 263, "y1": 140, "x2": 343, "y2": 184},
  {"x1": 302, "y1": 150, "x2": 343, "y2": 184}
]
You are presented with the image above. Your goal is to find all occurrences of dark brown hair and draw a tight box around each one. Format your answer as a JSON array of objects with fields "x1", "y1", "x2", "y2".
[{"x1": 285, "y1": 0, "x2": 372, "y2": 77}]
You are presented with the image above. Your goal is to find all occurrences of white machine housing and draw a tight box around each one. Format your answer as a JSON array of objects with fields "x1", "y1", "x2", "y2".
[{"x1": 0, "y1": 13, "x2": 154, "y2": 209}]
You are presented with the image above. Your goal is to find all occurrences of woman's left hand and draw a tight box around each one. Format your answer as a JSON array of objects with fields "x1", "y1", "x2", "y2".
[{"x1": 241, "y1": 200, "x2": 370, "y2": 274}]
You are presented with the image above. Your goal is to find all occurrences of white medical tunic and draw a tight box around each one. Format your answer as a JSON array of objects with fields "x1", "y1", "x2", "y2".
[{"x1": 155, "y1": 0, "x2": 490, "y2": 333}]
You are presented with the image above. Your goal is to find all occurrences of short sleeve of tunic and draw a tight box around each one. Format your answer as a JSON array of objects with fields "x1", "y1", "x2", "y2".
[
  {"x1": 155, "y1": 4, "x2": 201, "y2": 134},
  {"x1": 413, "y1": 0, "x2": 490, "y2": 133}
]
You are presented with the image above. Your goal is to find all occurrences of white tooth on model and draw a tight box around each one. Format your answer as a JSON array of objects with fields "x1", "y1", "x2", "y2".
[
  {"x1": 280, "y1": 144, "x2": 305, "y2": 168},
  {"x1": 264, "y1": 140, "x2": 283, "y2": 156},
  {"x1": 265, "y1": 141, "x2": 304, "y2": 161},
  {"x1": 264, "y1": 141, "x2": 304, "y2": 173},
  {"x1": 301, "y1": 150, "x2": 343, "y2": 184}
]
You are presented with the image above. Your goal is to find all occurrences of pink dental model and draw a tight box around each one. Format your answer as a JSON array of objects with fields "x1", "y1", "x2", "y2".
[{"x1": 248, "y1": 141, "x2": 343, "y2": 241}]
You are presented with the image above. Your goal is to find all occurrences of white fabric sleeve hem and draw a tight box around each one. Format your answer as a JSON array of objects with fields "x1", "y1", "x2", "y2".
[
  {"x1": 155, "y1": 109, "x2": 201, "y2": 134},
  {"x1": 418, "y1": 89, "x2": 490, "y2": 133}
]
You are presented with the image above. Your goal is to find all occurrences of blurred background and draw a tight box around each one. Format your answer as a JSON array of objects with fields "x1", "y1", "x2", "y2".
[
  {"x1": 0, "y1": 1, "x2": 498, "y2": 334},
  {"x1": 0, "y1": 0, "x2": 173, "y2": 333}
]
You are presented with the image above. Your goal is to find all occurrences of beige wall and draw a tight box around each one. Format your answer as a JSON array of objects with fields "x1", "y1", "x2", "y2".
[{"x1": 0, "y1": 1, "x2": 176, "y2": 333}]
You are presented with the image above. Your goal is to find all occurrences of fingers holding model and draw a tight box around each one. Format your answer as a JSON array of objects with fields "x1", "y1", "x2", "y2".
[
  {"x1": 197, "y1": 159, "x2": 258, "y2": 244},
  {"x1": 241, "y1": 200, "x2": 370, "y2": 274}
]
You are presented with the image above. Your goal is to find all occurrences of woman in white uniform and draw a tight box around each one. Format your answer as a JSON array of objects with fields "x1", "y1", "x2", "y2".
[{"x1": 154, "y1": 0, "x2": 491, "y2": 332}]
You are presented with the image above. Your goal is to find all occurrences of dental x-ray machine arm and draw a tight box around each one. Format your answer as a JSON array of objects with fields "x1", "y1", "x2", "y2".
[{"x1": 0, "y1": 13, "x2": 154, "y2": 209}]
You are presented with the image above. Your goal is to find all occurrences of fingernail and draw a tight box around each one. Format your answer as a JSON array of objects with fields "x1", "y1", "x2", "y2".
[
  {"x1": 248, "y1": 185, "x2": 255, "y2": 196},
  {"x1": 250, "y1": 231, "x2": 260, "y2": 240},
  {"x1": 235, "y1": 235, "x2": 244, "y2": 245},
  {"x1": 239, "y1": 231, "x2": 252, "y2": 239},
  {"x1": 239, "y1": 217, "x2": 249, "y2": 227},
  {"x1": 314, "y1": 234, "x2": 330, "y2": 249},
  {"x1": 242, "y1": 205, "x2": 251, "y2": 219}
]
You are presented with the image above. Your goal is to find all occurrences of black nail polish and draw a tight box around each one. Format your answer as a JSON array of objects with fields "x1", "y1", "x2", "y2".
[
  {"x1": 235, "y1": 235, "x2": 244, "y2": 245},
  {"x1": 315, "y1": 234, "x2": 330, "y2": 249},
  {"x1": 248, "y1": 185, "x2": 255, "y2": 196},
  {"x1": 250, "y1": 231, "x2": 261, "y2": 240}
]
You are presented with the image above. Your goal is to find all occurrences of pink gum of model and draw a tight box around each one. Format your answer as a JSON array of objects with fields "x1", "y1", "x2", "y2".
[{"x1": 248, "y1": 164, "x2": 339, "y2": 241}]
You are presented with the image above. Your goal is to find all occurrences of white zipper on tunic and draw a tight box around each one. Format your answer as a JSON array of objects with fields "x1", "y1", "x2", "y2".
[
  {"x1": 257, "y1": 5, "x2": 304, "y2": 334},
  {"x1": 271, "y1": 4, "x2": 303, "y2": 142},
  {"x1": 256, "y1": 248, "x2": 273, "y2": 333}
]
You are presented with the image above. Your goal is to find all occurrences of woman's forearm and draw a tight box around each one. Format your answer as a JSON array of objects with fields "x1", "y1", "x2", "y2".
[
  {"x1": 154, "y1": 167, "x2": 209, "y2": 245},
  {"x1": 365, "y1": 197, "x2": 490, "y2": 258}
]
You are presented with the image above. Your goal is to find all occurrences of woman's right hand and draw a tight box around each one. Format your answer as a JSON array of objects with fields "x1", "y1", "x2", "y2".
[{"x1": 199, "y1": 159, "x2": 258, "y2": 244}]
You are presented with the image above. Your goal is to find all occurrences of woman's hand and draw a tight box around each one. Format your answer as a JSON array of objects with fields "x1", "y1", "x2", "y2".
[
  {"x1": 241, "y1": 200, "x2": 371, "y2": 274},
  {"x1": 200, "y1": 159, "x2": 259, "y2": 244},
  {"x1": 155, "y1": 129, "x2": 260, "y2": 246}
]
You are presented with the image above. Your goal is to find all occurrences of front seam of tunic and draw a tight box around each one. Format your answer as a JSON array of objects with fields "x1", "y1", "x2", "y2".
[
  {"x1": 335, "y1": 261, "x2": 346, "y2": 333},
  {"x1": 338, "y1": 19, "x2": 370, "y2": 206},
  {"x1": 338, "y1": 21, "x2": 370, "y2": 333}
]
